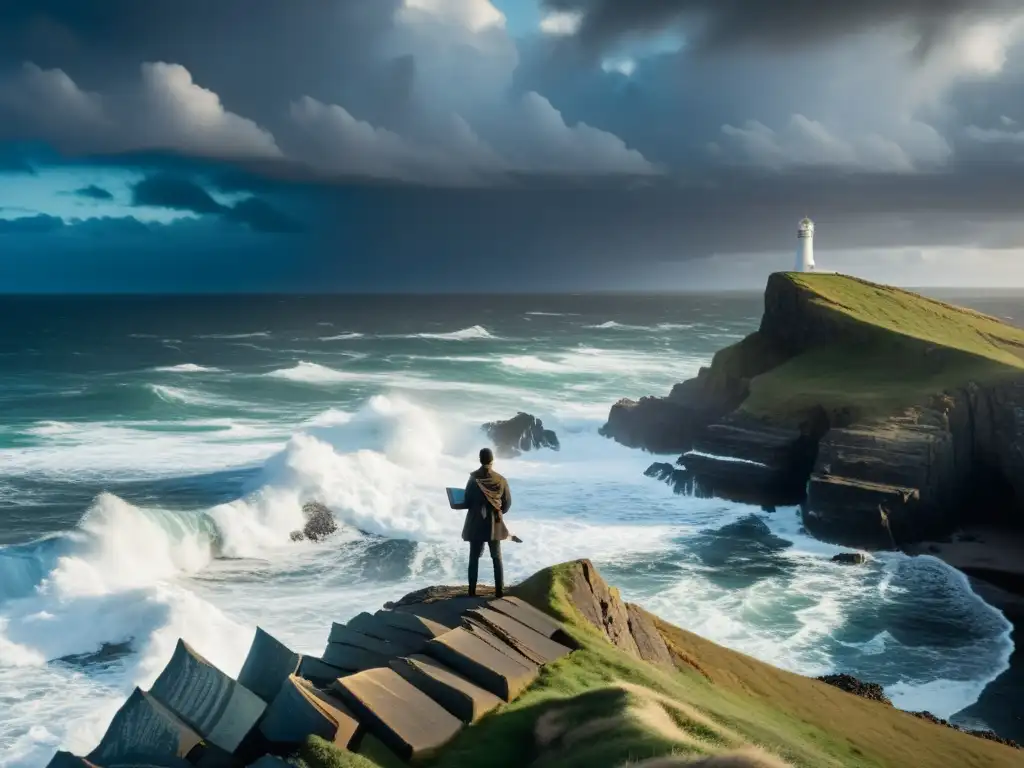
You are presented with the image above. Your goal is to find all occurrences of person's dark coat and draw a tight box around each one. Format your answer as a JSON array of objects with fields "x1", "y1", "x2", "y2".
[{"x1": 457, "y1": 465, "x2": 511, "y2": 542}]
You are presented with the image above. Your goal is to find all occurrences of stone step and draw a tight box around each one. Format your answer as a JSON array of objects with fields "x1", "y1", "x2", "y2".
[
  {"x1": 488, "y1": 597, "x2": 576, "y2": 647},
  {"x1": 328, "y1": 624, "x2": 416, "y2": 656},
  {"x1": 86, "y1": 687, "x2": 203, "y2": 765},
  {"x1": 389, "y1": 655, "x2": 502, "y2": 724},
  {"x1": 149, "y1": 640, "x2": 266, "y2": 755},
  {"x1": 346, "y1": 612, "x2": 431, "y2": 653},
  {"x1": 247, "y1": 757, "x2": 291, "y2": 768},
  {"x1": 424, "y1": 628, "x2": 537, "y2": 702},
  {"x1": 331, "y1": 667, "x2": 463, "y2": 763},
  {"x1": 322, "y1": 642, "x2": 392, "y2": 673},
  {"x1": 374, "y1": 609, "x2": 451, "y2": 638},
  {"x1": 464, "y1": 607, "x2": 573, "y2": 665},
  {"x1": 461, "y1": 619, "x2": 543, "y2": 671},
  {"x1": 237, "y1": 627, "x2": 301, "y2": 704},
  {"x1": 258, "y1": 674, "x2": 360, "y2": 749},
  {"x1": 296, "y1": 656, "x2": 347, "y2": 687}
]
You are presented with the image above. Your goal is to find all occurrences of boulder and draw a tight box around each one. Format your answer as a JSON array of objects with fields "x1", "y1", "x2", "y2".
[
  {"x1": 294, "y1": 501, "x2": 338, "y2": 542},
  {"x1": 831, "y1": 553, "x2": 867, "y2": 565},
  {"x1": 482, "y1": 412, "x2": 559, "y2": 458}
]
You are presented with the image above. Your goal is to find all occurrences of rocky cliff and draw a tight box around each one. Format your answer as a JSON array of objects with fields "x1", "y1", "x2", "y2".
[{"x1": 602, "y1": 272, "x2": 1024, "y2": 551}]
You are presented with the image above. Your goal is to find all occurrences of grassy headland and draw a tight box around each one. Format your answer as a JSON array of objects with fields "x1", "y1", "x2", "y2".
[
  {"x1": 298, "y1": 561, "x2": 1020, "y2": 768},
  {"x1": 718, "y1": 273, "x2": 1024, "y2": 423}
]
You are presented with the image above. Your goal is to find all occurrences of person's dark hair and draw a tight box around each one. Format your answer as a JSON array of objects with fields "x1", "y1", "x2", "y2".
[{"x1": 479, "y1": 447, "x2": 494, "y2": 466}]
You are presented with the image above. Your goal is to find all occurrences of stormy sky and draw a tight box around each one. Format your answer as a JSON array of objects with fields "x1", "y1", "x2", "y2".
[{"x1": 1, "y1": 1, "x2": 1024, "y2": 291}]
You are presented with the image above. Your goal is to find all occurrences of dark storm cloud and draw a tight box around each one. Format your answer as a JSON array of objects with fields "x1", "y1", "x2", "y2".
[
  {"x1": 542, "y1": 0, "x2": 1021, "y2": 52},
  {"x1": 0, "y1": 214, "x2": 64, "y2": 233},
  {"x1": 73, "y1": 184, "x2": 113, "y2": 200},
  {"x1": 131, "y1": 174, "x2": 224, "y2": 214},
  {"x1": 223, "y1": 197, "x2": 303, "y2": 234}
]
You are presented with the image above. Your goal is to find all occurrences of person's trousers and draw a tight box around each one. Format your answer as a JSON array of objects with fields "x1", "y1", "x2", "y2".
[{"x1": 468, "y1": 540, "x2": 503, "y2": 597}]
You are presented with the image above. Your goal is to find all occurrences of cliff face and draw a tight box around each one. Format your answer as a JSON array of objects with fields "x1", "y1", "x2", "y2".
[{"x1": 602, "y1": 272, "x2": 1024, "y2": 550}]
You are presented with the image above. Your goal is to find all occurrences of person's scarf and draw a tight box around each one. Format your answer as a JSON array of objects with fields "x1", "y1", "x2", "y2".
[{"x1": 472, "y1": 465, "x2": 506, "y2": 520}]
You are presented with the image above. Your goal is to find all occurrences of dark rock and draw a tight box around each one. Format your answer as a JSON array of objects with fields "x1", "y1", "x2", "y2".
[
  {"x1": 625, "y1": 603, "x2": 674, "y2": 669},
  {"x1": 86, "y1": 687, "x2": 203, "y2": 765},
  {"x1": 678, "y1": 413, "x2": 822, "y2": 505},
  {"x1": 910, "y1": 711, "x2": 1021, "y2": 750},
  {"x1": 815, "y1": 674, "x2": 892, "y2": 706},
  {"x1": 463, "y1": 607, "x2": 572, "y2": 665},
  {"x1": 830, "y1": 553, "x2": 867, "y2": 565},
  {"x1": 237, "y1": 627, "x2": 301, "y2": 704},
  {"x1": 258, "y1": 674, "x2": 359, "y2": 749},
  {"x1": 148, "y1": 639, "x2": 266, "y2": 755},
  {"x1": 482, "y1": 412, "x2": 559, "y2": 458},
  {"x1": 300, "y1": 501, "x2": 337, "y2": 541}
]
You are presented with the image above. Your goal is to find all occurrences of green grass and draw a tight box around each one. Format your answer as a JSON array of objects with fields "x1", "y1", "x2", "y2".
[
  {"x1": 717, "y1": 273, "x2": 1024, "y2": 423},
  {"x1": 297, "y1": 561, "x2": 1021, "y2": 768}
]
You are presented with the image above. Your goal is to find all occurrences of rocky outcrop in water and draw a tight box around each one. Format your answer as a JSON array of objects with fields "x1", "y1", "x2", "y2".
[
  {"x1": 482, "y1": 412, "x2": 560, "y2": 458},
  {"x1": 816, "y1": 674, "x2": 892, "y2": 705},
  {"x1": 830, "y1": 553, "x2": 867, "y2": 565},
  {"x1": 290, "y1": 501, "x2": 338, "y2": 542}
]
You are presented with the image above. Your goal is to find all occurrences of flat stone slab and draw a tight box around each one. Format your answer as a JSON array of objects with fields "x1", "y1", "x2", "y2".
[
  {"x1": 259, "y1": 674, "x2": 359, "y2": 749},
  {"x1": 328, "y1": 624, "x2": 413, "y2": 656},
  {"x1": 389, "y1": 655, "x2": 502, "y2": 723},
  {"x1": 331, "y1": 667, "x2": 463, "y2": 762},
  {"x1": 346, "y1": 612, "x2": 430, "y2": 653},
  {"x1": 149, "y1": 640, "x2": 266, "y2": 754},
  {"x1": 488, "y1": 597, "x2": 575, "y2": 647},
  {"x1": 374, "y1": 609, "x2": 450, "y2": 638},
  {"x1": 87, "y1": 687, "x2": 202, "y2": 765},
  {"x1": 237, "y1": 627, "x2": 301, "y2": 704},
  {"x1": 322, "y1": 642, "x2": 391, "y2": 673},
  {"x1": 297, "y1": 656, "x2": 347, "y2": 687},
  {"x1": 465, "y1": 607, "x2": 573, "y2": 665},
  {"x1": 462, "y1": 619, "x2": 542, "y2": 671},
  {"x1": 425, "y1": 628, "x2": 537, "y2": 702}
]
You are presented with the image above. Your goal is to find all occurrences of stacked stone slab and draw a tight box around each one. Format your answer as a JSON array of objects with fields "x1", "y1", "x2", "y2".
[{"x1": 49, "y1": 596, "x2": 576, "y2": 767}]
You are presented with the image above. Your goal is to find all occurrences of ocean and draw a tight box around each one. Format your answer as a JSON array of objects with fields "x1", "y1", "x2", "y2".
[{"x1": 0, "y1": 292, "x2": 1020, "y2": 765}]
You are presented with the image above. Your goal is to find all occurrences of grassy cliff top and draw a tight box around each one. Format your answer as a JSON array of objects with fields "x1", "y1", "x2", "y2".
[
  {"x1": 299, "y1": 560, "x2": 1019, "y2": 768},
  {"x1": 734, "y1": 273, "x2": 1024, "y2": 422},
  {"x1": 785, "y1": 272, "x2": 1024, "y2": 368}
]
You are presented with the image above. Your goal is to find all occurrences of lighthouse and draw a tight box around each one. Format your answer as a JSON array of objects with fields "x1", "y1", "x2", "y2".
[{"x1": 795, "y1": 217, "x2": 816, "y2": 272}]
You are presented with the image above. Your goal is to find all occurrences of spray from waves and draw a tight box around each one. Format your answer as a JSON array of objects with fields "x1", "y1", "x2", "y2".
[
  {"x1": 500, "y1": 348, "x2": 700, "y2": 377},
  {"x1": 318, "y1": 333, "x2": 365, "y2": 341},
  {"x1": 196, "y1": 331, "x2": 271, "y2": 340},
  {"x1": 151, "y1": 364, "x2": 223, "y2": 373},
  {"x1": 411, "y1": 325, "x2": 493, "y2": 341},
  {"x1": 146, "y1": 384, "x2": 228, "y2": 407},
  {"x1": 264, "y1": 361, "x2": 371, "y2": 385},
  {"x1": 585, "y1": 321, "x2": 694, "y2": 331}
]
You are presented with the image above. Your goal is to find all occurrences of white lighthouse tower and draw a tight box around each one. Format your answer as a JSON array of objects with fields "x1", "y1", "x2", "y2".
[{"x1": 795, "y1": 217, "x2": 816, "y2": 272}]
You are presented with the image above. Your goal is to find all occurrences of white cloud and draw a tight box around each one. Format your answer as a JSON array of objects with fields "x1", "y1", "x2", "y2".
[
  {"x1": 0, "y1": 61, "x2": 280, "y2": 159},
  {"x1": 398, "y1": 0, "x2": 505, "y2": 32},
  {"x1": 508, "y1": 92, "x2": 658, "y2": 174},
  {"x1": 601, "y1": 58, "x2": 637, "y2": 77},
  {"x1": 966, "y1": 124, "x2": 1024, "y2": 143},
  {"x1": 718, "y1": 114, "x2": 951, "y2": 172},
  {"x1": 540, "y1": 11, "x2": 583, "y2": 36},
  {"x1": 132, "y1": 63, "x2": 280, "y2": 158}
]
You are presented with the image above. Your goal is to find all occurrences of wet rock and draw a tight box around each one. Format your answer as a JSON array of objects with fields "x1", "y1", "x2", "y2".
[
  {"x1": 830, "y1": 552, "x2": 867, "y2": 565},
  {"x1": 290, "y1": 501, "x2": 338, "y2": 542},
  {"x1": 482, "y1": 412, "x2": 559, "y2": 458},
  {"x1": 815, "y1": 674, "x2": 892, "y2": 706}
]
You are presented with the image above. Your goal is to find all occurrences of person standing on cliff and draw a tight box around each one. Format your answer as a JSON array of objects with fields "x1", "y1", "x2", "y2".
[{"x1": 456, "y1": 447, "x2": 512, "y2": 598}]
